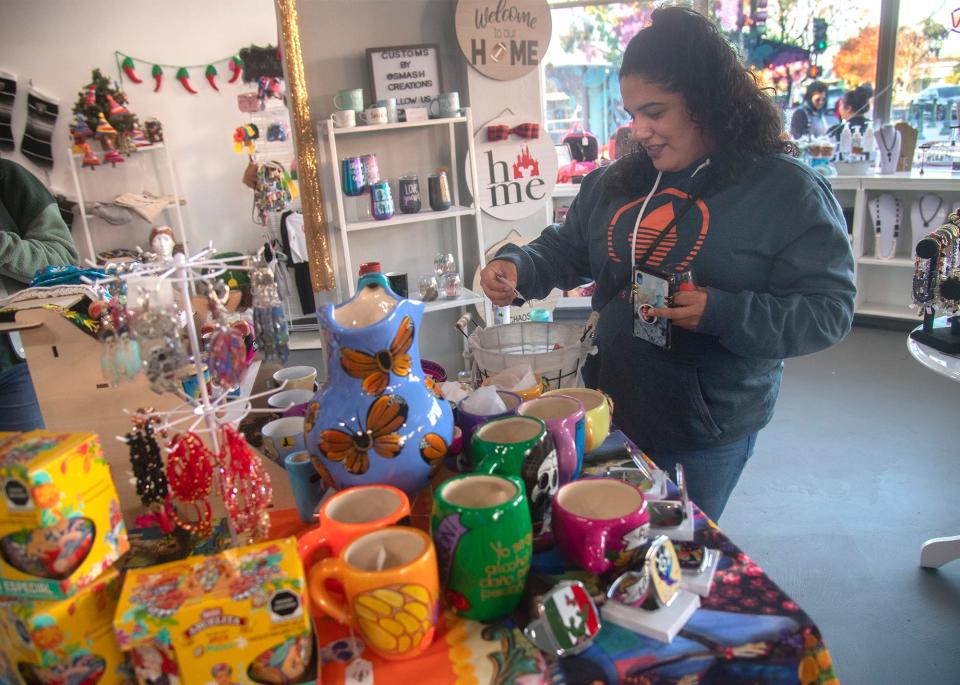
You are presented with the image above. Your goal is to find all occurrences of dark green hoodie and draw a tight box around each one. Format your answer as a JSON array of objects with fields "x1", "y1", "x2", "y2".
[
  {"x1": 0, "y1": 159, "x2": 80, "y2": 373},
  {"x1": 494, "y1": 153, "x2": 855, "y2": 452}
]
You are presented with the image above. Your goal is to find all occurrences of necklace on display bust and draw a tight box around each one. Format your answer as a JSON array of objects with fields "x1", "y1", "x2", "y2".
[
  {"x1": 872, "y1": 194, "x2": 901, "y2": 260},
  {"x1": 918, "y1": 194, "x2": 944, "y2": 228},
  {"x1": 877, "y1": 126, "x2": 897, "y2": 163}
]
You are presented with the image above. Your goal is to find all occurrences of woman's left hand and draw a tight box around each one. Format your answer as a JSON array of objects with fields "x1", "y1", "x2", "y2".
[{"x1": 648, "y1": 287, "x2": 708, "y2": 331}]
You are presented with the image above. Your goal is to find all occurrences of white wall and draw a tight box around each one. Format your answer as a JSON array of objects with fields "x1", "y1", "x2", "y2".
[{"x1": 0, "y1": 0, "x2": 277, "y2": 258}]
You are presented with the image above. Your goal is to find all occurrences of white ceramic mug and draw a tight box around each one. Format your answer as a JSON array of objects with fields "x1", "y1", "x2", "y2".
[
  {"x1": 261, "y1": 416, "x2": 306, "y2": 465},
  {"x1": 376, "y1": 98, "x2": 399, "y2": 123},
  {"x1": 273, "y1": 365, "x2": 318, "y2": 391},
  {"x1": 359, "y1": 106, "x2": 388, "y2": 125},
  {"x1": 332, "y1": 109, "x2": 356, "y2": 128},
  {"x1": 429, "y1": 92, "x2": 460, "y2": 118},
  {"x1": 268, "y1": 388, "x2": 315, "y2": 417}
]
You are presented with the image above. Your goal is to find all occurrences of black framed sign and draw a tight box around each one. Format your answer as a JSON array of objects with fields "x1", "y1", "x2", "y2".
[{"x1": 366, "y1": 44, "x2": 442, "y2": 107}]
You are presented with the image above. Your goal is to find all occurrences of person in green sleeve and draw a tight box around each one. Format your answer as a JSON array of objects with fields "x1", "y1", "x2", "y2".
[
  {"x1": 0, "y1": 158, "x2": 80, "y2": 431},
  {"x1": 480, "y1": 7, "x2": 855, "y2": 521}
]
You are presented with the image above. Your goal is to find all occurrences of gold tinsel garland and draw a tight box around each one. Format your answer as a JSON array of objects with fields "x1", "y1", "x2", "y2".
[{"x1": 276, "y1": 0, "x2": 336, "y2": 292}]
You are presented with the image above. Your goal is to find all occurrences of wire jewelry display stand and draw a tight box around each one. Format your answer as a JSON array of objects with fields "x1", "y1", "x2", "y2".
[
  {"x1": 88, "y1": 244, "x2": 286, "y2": 547},
  {"x1": 910, "y1": 212, "x2": 960, "y2": 354}
]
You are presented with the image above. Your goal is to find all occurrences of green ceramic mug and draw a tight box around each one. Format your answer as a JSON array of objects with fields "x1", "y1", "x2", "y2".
[
  {"x1": 431, "y1": 474, "x2": 532, "y2": 622},
  {"x1": 472, "y1": 415, "x2": 558, "y2": 548}
]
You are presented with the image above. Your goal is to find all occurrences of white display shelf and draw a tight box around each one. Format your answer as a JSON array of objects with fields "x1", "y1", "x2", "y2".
[
  {"x1": 416, "y1": 288, "x2": 485, "y2": 313},
  {"x1": 553, "y1": 183, "x2": 581, "y2": 198},
  {"x1": 856, "y1": 301, "x2": 918, "y2": 319},
  {"x1": 345, "y1": 205, "x2": 476, "y2": 232},
  {"x1": 324, "y1": 115, "x2": 467, "y2": 136},
  {"x1": 857, "y1": 256, "x2": 915, "y2": 267},
  {"x1": 289, "y1": 331, "x2": 323, "y2": 351}
]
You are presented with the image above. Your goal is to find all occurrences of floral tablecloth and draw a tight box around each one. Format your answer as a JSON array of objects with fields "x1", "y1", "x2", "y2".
[{"x1": 271, "y1": 431, "x2": 838, "y2": 685}]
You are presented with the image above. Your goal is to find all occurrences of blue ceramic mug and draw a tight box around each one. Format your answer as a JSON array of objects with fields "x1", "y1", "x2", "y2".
[{"x1": 285, "y1": 450, "x2": 327, "y2": 524}]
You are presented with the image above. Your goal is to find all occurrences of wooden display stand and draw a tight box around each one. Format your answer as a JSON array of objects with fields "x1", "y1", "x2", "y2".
[{"x1": 11, "y1": 298, "x2": 294, "y2": 527}]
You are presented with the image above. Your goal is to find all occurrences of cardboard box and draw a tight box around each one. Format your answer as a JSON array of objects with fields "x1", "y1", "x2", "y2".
[
  {"x1": 0, "y1": 567, "x2": 130, "y2": 685},
  {"x1": 0, "y1": 431, "x2": 129, "y2": 599},
  {"x1": 115, "y1": 537, "x2": 315, "y2": 685},
  {"x1": 13, "y1": 304, "x2": 296, "y2": 529}
]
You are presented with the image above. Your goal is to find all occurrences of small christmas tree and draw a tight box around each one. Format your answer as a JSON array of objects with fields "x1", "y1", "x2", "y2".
[{"x1": 72, "y1": 68, "x2": 139, "y2": 135}]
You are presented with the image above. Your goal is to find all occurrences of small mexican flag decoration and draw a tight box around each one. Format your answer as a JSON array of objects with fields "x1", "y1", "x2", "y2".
[{"x1": 543, "y1": 581, "x2": 601, "y2": 651}]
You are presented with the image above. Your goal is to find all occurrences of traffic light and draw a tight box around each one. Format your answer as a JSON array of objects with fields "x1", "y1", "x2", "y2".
[
  {"x1": 813, "y1": 18, "x2": 828, "y2": 54},
  {"x1": 807, "y1": 64, "x2": 821, "y2": 80}
]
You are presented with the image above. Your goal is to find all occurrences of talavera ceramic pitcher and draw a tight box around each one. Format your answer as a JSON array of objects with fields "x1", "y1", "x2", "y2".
[{"x1": 305, "y1": 272, "x2": 453, "y2": 495}]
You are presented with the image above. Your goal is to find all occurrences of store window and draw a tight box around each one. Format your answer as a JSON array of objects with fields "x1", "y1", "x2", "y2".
[
  {"x1": 542, "y1": 2, "x2": 653, "y2": 151},
  {"x1": 893, "y1": 1, "x2": 960, "y2": 144}
]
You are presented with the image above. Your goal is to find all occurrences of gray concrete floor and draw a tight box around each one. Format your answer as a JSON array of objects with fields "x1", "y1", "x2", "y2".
[{"x1": 721, "y1": 326, "x2": 960, "y2": 684}]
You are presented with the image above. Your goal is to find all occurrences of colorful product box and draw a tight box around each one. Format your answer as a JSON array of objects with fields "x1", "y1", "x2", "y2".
[
  {"x1": 114, "y1": 537, "x2": 316, "y2": 685},
  {"x1": 0, "y1": 431, "x2": 129, "y2": 599},
  {"x1": 0, "y1": 567, "x2": 132, "y2": 685}
]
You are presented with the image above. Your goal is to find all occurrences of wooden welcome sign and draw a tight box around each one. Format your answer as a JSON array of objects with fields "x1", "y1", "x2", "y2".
[{"x1": 455, "y1": 0, "x2": 552, "y2": 81}]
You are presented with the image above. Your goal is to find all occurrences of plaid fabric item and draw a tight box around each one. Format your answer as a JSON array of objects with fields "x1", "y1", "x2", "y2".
[{"x1": 486, "y1": 122, "x2": 541, "y2": 141}]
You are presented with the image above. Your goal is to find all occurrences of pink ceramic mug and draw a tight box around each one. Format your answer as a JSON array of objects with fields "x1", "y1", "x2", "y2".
[
  {"x1": 552, "y1": 478, "x2": 650, "y2": 575},
  {"x1": 518, "y1": 395, "x2": 585, "y2": 484}
]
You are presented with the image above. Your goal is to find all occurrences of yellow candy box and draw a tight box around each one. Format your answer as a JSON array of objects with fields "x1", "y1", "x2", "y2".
[
  {"x1": 114, "y1": 537, "x2": 316, "y2": 685},
  {"x1": 0, "y1": 567, "x2": 131, "y2": 685},
  {"x1": 0, "y1": 431, "x2": 129, "y2": 599}
]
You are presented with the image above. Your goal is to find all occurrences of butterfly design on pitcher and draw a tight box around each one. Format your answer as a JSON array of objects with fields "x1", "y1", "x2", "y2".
[
  {"x1": 340, "y1": 316, "x2": 414, "y2": 395},
  {"x1": 319, "y1": 395, "x2": 408, "y2": 474},
  {"x1": 419, "y1": 433, "x2": 448, "y2": 468}
]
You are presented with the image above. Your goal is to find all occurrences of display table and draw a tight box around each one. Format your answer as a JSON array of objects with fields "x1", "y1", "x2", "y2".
[
  {"x1": 907, "y1": 328, "x2": 960, "y2": 568},
  {"x1": 275, "y1": 431, "x2": 837, "y2": 684}
]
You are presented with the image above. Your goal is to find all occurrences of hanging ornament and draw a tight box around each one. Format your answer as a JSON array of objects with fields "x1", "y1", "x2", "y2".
[
  {"x1": 121, "y1": 56, "x2": 142, "y2": 84},
  {"x1": 205, "y1": 65, "x2": 220, "y2": 92},
  {"x1": 96, "y1": 112, "x2": 117, "y2": 138},
  {"x1": 152, "y1": 64, "x2": 163, "y2": 92},
  {"x1": 176, "y1": 67, "x2": 198, "y2": 95},
  {"x1": 228, "y1": 56, "x2": 243, "y2": 84},
  {"x1": 84, "y1": 84, "x2": 96, "y2": 107},
  {"x1": 106, "y1": 95, "x2": 129, "y2": 118},
  {"x1": 81, "y1": 143, "x2": 100, "y2": 170},
  {"x1": 205, "y1": 280, "x2": 248, "y2": 390}
]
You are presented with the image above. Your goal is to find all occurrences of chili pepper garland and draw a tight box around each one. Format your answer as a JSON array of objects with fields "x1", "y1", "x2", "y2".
[
  {"x1": 176, "y1": 68, "x2": 198, "y2": 95},
  {"x1": 115, "y1": 51, "x2": 245, "y2": 95},
  {"x1": 205, "y1": 65, "x2": 220, "y2": 92}
]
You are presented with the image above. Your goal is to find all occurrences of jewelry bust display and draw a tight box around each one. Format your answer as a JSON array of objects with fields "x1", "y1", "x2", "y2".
[
  {"x1": 875, "y1": 124, "x2": 901, "y2": 175},
  {"x1": 869, "y1": 193, "x2": 901, "y2": 260},
  {"x1": 911, "y1": 194, "x2": 949, "y2": 251}
]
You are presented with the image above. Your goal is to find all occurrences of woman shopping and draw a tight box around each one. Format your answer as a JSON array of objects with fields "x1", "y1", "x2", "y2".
[{"x1": 480, "y1": 7, "x2": 855, "y2": 521}]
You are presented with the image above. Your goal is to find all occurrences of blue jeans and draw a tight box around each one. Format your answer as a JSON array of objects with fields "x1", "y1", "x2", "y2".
[
  {"x1": 644, "y1": 433, "x2": 758, "y2": 522},
  {"x1": 0, "y1": 363, "x2": 45, "y2": 432}
]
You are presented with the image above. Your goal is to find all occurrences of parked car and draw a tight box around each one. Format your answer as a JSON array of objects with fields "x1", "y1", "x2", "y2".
[{"x1": 915, "y1": 86, "x2": 960, "y2": 126}]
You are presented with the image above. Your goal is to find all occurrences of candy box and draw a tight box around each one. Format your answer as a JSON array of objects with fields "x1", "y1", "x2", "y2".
[
  {"x1": 0, "y1": 431, "x2": 129, "y2": 599},
  {"x1": 0, "y1": 567, "x2": 132, "y2": 685},
  {"x1": 114, "y1": 537, "x2": 316, "y2": 685}
]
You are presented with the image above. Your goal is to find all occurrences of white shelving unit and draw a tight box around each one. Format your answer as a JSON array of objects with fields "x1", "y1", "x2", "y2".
[
  {"x1": 67, "y1": 142, "x2": 189, "y2": 264},
  {"x1": 550, "y1": 169, "x2": 960, "y2": 322},
  {"x1": 319, "y1": 107, "x2": 490, "y2": 322}
]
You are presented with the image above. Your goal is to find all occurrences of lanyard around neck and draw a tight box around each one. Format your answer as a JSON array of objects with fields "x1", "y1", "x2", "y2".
[{"x1": 629, "y1": 159, "x2": 710, "y2": 276}]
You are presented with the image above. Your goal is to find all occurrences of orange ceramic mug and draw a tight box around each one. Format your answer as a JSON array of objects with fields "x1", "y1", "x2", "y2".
[
  {"x1": 309, "y1": 526, "x2": 440, "y2": 660},
  {"x1": 297, "y1": 484, "x2": 411, "y2": 571}
]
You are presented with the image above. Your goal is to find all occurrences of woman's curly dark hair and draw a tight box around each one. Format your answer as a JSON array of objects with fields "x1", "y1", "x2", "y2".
[{"x1": 604, "y1": 6, "x2": 796, "y2": 197}]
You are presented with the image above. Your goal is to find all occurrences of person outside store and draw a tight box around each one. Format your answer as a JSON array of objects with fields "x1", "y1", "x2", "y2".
[
  {"x1": 789, "y1": 81, "x2": 829, "y2": 140},
  {"x1": 829, "y1": 84, "x2": 873, "y2": 140},
  {"x1": 480, "y1": 7, "x2": 855, "y2": 521},
  {"x1": 0, "y1": 158, "x2": 80, "y2": 431}
]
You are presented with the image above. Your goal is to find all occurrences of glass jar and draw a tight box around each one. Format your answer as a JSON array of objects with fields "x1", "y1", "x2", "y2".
[
  {"x1": 440, "y1": 272, "x2": 462, "y2": 299},
  {"x1": 418, "y1": 274, "x2": 439, "y2": 302}
]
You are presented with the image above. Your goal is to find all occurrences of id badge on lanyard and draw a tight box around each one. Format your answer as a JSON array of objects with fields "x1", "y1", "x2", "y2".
[
  {"x1": 629, "y1": 190, "x2": 697, "y2": 350},
  {"x1": 633, "y1": 265, "x2": 675, "y2": 350}
]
